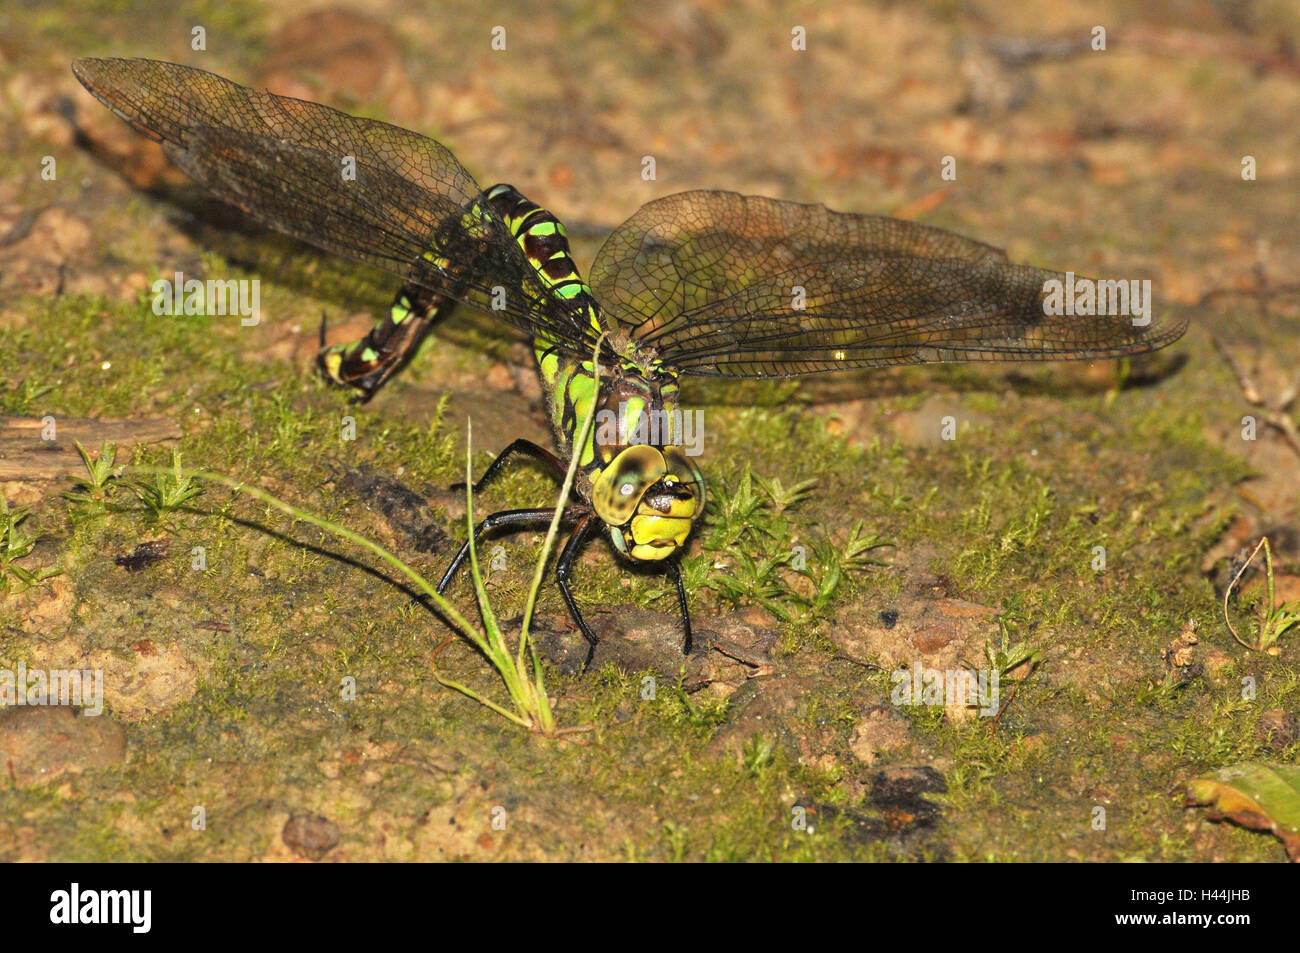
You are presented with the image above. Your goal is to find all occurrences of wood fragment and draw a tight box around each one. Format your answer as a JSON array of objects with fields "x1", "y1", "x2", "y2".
[{"x1": 0, "y1": 415, "x2": 181, "y2": 481}]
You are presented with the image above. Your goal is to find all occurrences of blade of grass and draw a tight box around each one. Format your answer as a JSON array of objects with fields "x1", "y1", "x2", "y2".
[
  {"x1": 519, "y1": 334, "x2": 607, "y2": 677},
  {"x1": 126, "y1": 337, "x2": 608, "y2": 733},
  {"x1": 129, "y1": 464, "x2": 545, "y2": 727},
  {"x1": 128, "y1": 467, "x2": 483, "y2": 647}
]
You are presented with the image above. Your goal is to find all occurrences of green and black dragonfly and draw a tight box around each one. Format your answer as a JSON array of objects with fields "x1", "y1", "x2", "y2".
[{"x1": 73, "y1": 58, "x2": 1187, "y2": 666}]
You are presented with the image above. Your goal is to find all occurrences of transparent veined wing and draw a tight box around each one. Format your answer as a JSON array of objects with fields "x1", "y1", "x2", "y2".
[
  {"x1": 72, "y1": 57, "x2": 602, "y2": 357},
  {"x1": 589, "y1": 190, "x2": 1186, "y2": 377}
]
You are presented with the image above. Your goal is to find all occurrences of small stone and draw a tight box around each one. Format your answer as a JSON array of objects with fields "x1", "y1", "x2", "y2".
[
  {"x1": 1160, "y1": 618, "x2": 1203, "y2": 684},
  {"x1": 282, "y1": 813, "x2": 341, "y2": 861},
  {"x1": 1256, "y1": 709, "x2": 1299, "y2": 751},
  {"x1": 485, "y1": 363, "x2": 515, "y2": 390},
  {"x1": 848, "y1": 706, "x2": 912, "y2": 765}
]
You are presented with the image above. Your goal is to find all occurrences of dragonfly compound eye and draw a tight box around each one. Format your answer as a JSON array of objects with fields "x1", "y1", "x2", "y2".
[{"x1": 591, "y1": 445, "x2": 666, "y2": 525}]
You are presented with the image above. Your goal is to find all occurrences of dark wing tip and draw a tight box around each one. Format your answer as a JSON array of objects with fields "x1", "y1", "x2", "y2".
[
  {"x1": 68, "y1": 57, "x2": 190, "y2": 146},
  {"x1": 71, "y1": 56, "x2": 117, "y2": 89},
  {"x1": 1136, "y1": 307, "x2": 1191, "y2": 354}
]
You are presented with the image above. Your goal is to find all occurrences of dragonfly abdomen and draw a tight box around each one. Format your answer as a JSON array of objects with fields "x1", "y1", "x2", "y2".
[
  {"x1": 484, "y1": 184, "x2": 603, "y2": 339},
  {"x1": 317, "y1": 280, "x2": 451, "y2": 398},
  {"x1": 479, "y1": 184, "x2": 608, "y2": 467}
]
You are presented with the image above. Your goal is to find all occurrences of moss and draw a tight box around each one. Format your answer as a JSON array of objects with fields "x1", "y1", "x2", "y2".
[{"x1": 6, "y1": 278, "x2": 1287, "y2": 860}]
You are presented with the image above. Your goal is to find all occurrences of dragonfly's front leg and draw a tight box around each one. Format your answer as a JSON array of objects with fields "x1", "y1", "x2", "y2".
[
  {"x1": 436, "y1": 507, "x2": 574, "y2": 593},
  {"x1": 555, "y1": 524, "x2": 694, "y2": 667},
  {"x1": 554, "y1": 512, "x2": 602, "y2": 670},
  {"x1": 666, "y1": 557, "x2": 693, "y2": 656},
  {"x1": 449, "y1": 439, "x2": 568, "y2": 495}
]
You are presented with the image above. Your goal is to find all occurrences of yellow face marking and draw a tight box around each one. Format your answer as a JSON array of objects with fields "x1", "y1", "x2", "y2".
[
  {"x1": 630, "y1": 515, "x2": 692, "y2": 547},
  {"x1": 627, "y1": 510, "x2": 693, "y2": 561},
  {"x1": 629, "y1": 544, "x2": 676, "y2": 561}
]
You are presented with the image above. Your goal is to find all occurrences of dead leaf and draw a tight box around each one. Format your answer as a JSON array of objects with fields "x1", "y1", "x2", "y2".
[{"x1": 1184, "y1": 762, "x2": 1300, "y2": 861}]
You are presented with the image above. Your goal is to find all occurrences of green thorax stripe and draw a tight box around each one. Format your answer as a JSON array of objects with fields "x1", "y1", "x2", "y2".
[
  {"x1": 542, "y1": 355, "x2": 683, "y2": 473},
  {"x1": 552, "y1": 358, "x2": 601, "y2": 469}
]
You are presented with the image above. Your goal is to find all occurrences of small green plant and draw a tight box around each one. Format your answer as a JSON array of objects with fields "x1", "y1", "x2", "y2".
[
  {"x1": 971, "y1": 618, "x2": 1047, "y2": 727},
  {"x1": 980, "y1": 618, "x2": 1045, "y2": 683},
  {"x1": 707, "y1": 464, "x2": 773, "y2": 549},
  {"x1": 1224, "y1": 536, "x2": 1300, "y2": 656},
  {"x1": 0, "y1": 495, "x2": 61, "y2": 595},
  {"x1": 661, "y1": 821, "x2": 690, "y2": 862},
  {"x1": 666, "y1": 680, "x2": 729, "y2": 729},
  {"x1": 125, "y1": 337, "x2": 609, "y2": 734},
  {"x1": 400, "y1": 392, "x2": 457, "y2": 482},
  {"x1": 740, "y1": 734, "x2": 776, "y2": 777},
  {"x1": 133, "y1": 449, "x2": 204, "y2": 519},
  {"x1": 428, "y1": 419, "x2": 569, "y2": 733},
  {"x1": 699, "y1": 466, "x2": 889, "y2": 624},
  {"x1": 4, "y1": 377, "x2": 56, "y2": 414},
  {"x1": 705, "y1": 547, "x2": 790, "y2": 617},
  {"x1": 65, "y1": 440, "x2": 123, "y2": 514},
  {"x1": 1134, "y1": 676, "x2": 1185, "y2": 707},
  {"x1": 754, "y1": 474, "x2": 818, "y2": 512},
  {"x1": 792, "y1": 521, "x2": 890, "y2": 622},
  {"x1": 258, "y1": 390, "x2": 313, "y2": 462}
]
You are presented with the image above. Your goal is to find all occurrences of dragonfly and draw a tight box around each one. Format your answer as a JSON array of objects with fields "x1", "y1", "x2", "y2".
[{"x1": 73, "y1": 58, "x2": 1187, "y2": 668}]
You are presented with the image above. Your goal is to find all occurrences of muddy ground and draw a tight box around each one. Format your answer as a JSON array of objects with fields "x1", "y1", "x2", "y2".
[{"x1": 1, "y1": 0, "x2": 1297, "y2": 861}]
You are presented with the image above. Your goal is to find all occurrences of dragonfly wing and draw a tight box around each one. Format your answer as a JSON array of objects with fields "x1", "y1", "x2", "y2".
[
  {"x1": 588, "y1": 190, "x2": 1187, "y2": 378},
  {"x1": 72, "y1": 57, "x2": 599, "y2": 356}
]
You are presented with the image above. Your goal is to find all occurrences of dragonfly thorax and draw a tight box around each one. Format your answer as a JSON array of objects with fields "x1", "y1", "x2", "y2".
[
  {"x1": 590, "y1": 363, "x2": 681, "y2": 456},
  {"x1": 581, "y1": 364, "x2": 701, "y2": 562}
]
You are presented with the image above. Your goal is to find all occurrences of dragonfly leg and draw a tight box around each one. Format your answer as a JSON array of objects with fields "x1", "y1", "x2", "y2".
[
  {"x1": 554, "y1": 513, "x2": 602, "y2": 670},
  {"x1": 452, "y1": 439, "x2": 567, "y2": 494},
  {"x1": 436, "y1": 507, "x2": 575, "y2": 594},
  {"x1": 666, "y1": 557, "x2": 693, "y2": 656}
]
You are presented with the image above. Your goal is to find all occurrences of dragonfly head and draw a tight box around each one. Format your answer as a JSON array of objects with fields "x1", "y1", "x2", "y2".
[{"x1": 591, "y1": 444, "x2": 705, "y2": 563}]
